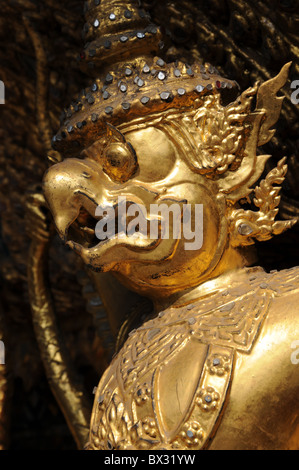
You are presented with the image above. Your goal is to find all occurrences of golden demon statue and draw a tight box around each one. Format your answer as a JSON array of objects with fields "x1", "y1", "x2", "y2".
[{"x1": 39, "y1": 0, "x2": 298, "y2": 450}]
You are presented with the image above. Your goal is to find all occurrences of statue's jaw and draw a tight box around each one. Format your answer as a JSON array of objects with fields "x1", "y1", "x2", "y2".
[
  {"x1": 46, "y1": 195, "x2": 166, "y2": 273},
  {"x1": 42, "y1": 157, "x2": 179, "y2": 273},
  {"x1": 66, "y1": 234, "x2": 161, "y2": 272}
]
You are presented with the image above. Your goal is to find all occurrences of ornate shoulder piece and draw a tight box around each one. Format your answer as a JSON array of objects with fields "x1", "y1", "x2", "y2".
[
  {"x1": 229, "y1": 157, "x2": 297, "y2": 245},
  {"x1": 256, "y1": 62, "x2": 291, "y2": 147},
  {"x1": 216, "y1": 63, "x2": 298, "y2": 246}
]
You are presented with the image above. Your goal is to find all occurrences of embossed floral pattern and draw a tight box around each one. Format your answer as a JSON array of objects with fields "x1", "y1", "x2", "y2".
[
  {"x1": 141, "y1": 417, "x2": 159, "y2": 439},
  {"x1": 135, "y1": 383, "x2": 151, "y2": 405},
  {"x1": 196, "y1": 386, "x2": 220, "y2": 411},
  {"x1": 176, "y1": 421, "x2": 205, "y2": 448},
  {"x1": 207, "y1": 353, "x2": 231, "y2": 376}
]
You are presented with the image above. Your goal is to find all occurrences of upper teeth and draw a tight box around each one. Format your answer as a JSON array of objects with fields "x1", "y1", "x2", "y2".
[{"x1": 79, "y1": 226, "x2": 95, "y2": 235}]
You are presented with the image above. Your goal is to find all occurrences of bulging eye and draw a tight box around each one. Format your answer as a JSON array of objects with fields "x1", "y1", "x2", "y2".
[
  {"x1": 80, "y1": 124, "x2": 138, "y2": 183},
  {"x1": 102, "y1": 141, "x2": 138, "y2": 183}
]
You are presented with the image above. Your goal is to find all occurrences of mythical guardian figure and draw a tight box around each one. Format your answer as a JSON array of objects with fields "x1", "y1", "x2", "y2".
[{"x1": 41, "y1": 0, "x2": 299, "y2": 450}]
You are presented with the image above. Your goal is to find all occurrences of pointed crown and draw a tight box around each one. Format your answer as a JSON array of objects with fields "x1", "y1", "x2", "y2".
[{"x1": 51, "y1": 0, "x2": 238, "y2": 157}]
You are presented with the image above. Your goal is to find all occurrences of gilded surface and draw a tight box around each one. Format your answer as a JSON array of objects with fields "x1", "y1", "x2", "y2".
[
  {"x1": 0, "y1": 0, "x2": 299, "y2": 450},
  {"x1": 42, "y1": 0, "x2": 299, "y2": 450},
  {"x1": 86, "y1": 267, "x2": 299, "y2": 450}
]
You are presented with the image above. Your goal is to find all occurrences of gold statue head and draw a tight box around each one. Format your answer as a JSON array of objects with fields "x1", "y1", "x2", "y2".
[{"x1": 43, "y1": 0, "x2": 296, "y2": 301}]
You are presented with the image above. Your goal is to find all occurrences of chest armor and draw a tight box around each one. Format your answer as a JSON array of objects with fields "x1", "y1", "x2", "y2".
[{"x1": 87, "y1": 267, "x2": 299, "y2": 450}]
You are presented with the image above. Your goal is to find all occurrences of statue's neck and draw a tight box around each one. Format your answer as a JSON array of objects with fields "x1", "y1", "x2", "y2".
[{"x1": 150, "y1": 245, "x2": 257, "y2": 313}]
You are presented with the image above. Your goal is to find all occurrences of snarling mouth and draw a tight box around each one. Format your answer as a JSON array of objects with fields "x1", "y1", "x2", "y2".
[
  {"x1": 60, "y1": 191, "x2": 184, "y2": 271},
  {"x1": 65, "y1": 198, "x2": 161, "y2": 253},
  {"x1": 67, "y1": 206, "x2": 98, "y2": 248},
  {"x1": 66, "y1": 202, "x2": 124, "y2": 249}
]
